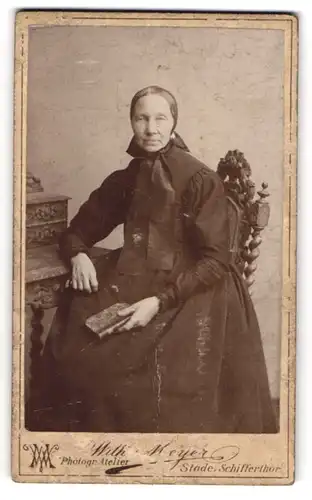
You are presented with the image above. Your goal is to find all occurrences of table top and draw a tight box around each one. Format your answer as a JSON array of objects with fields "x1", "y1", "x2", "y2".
[
  {"x1": 26, "y1": 244, "x2": 109, "y2": 284},
  {"x1": 27, "y1": 192, "x2": 70, "y2": 205},
  {"x1": 26, "y1": 244, "x2": 68, "y2": 283}
]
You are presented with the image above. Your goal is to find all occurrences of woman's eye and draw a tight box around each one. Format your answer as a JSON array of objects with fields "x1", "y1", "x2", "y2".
[{"x1": 156, "y1": 116, "x2": 166, "y2": 121}]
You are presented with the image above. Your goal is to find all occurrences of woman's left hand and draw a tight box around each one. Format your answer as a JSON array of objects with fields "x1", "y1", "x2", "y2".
[{"x1": 116, "y1": 297, "x2": 160, "y2": 332}]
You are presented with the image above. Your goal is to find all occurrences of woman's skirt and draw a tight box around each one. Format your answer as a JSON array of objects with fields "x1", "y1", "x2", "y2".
[{"x1": 27, "y1": 253, "x2": 278, "y2": 434}]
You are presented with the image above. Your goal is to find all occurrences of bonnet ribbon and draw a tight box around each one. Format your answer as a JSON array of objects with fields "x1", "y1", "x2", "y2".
[{"x1": 116, "y1": 134, "x2": 189, "y2": 274}]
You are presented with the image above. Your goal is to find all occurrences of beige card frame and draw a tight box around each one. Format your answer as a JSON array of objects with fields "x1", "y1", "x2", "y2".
[{"x1": 12, "y1": 11, "x2": 297, "y2": 485}]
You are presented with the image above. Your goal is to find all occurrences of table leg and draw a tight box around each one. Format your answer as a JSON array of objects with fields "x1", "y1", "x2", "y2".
[{"x1": 25, "y1": 304, "x2": 44, "y2": 429}]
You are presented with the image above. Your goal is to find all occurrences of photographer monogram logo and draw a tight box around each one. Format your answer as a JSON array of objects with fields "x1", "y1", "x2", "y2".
[{"x1": 23, "y1": 444, "x2": 59, "y2": 472}]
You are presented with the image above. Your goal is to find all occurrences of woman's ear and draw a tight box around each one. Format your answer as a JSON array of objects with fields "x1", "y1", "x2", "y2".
[{"x1": 171, "y1": 132, "x2": 176, "y2": 139}]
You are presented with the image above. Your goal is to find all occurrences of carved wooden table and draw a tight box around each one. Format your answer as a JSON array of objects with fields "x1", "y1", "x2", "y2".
[
  {"x1": 26, "y1": 243, "x2": 68, "y2": 394},
  {"x1": 25, "y1": 173, "x2": 71, "y2": 409},
  {"x1": 25, "y1": 172, "x2": 110, "y2": 428}
]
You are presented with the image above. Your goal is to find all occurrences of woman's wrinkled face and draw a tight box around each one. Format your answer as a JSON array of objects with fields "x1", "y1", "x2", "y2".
[{"x1": 131, "y1": 94, "x2": 175, "y2": 152}]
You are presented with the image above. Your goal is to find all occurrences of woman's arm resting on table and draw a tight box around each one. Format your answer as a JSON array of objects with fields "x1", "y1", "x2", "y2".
[{"x1": 60, "y1": 163, "x2": 138, "y2": 292}]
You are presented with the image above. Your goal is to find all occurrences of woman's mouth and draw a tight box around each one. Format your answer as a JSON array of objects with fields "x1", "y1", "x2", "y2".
[{"x1": 144, "y1": 138, "x2": 160, "y2": 144}]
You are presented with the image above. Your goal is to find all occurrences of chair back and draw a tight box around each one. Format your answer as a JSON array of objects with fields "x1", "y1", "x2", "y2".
[{"x1": 217, "y1": 150, "x2": 270, "y2": 288}]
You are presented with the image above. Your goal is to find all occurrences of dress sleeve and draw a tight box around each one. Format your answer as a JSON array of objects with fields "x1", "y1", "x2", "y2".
[
  {"x1": 157, "y1": 168, "x2": 231, "y2": 311},
  {"x1": 59, "y1": 161, "x2": 138, "y2": 264}
]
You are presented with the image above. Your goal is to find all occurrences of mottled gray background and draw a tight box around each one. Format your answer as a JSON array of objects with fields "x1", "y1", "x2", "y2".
[{"x1": 26, "y1": 26, "x2": 284, "y2": 398}]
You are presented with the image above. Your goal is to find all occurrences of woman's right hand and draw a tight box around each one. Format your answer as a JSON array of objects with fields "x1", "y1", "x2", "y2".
[{"x1": 67, "y1": 252, "x2": 99, "y2": 293}]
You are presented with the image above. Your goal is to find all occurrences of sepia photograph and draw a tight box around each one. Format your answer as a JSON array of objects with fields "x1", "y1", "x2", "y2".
[{"x1": 12, "y1": 11, "x2": 297, "y2": 485}]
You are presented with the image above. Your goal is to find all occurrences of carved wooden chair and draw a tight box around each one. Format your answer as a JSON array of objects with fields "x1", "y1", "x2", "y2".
[{"x1": 216, "y1": 149, "x2": 270, "y2": 288}]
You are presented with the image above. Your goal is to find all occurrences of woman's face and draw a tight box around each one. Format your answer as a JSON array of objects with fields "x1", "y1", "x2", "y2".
[{"x1": 131, "y1": 94, "x2": 175, "y2": 152}]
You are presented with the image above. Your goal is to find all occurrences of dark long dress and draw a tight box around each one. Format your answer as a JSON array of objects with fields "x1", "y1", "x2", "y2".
[{"x1": 33, "y1": 139, "x2": 277, "y2": 434}]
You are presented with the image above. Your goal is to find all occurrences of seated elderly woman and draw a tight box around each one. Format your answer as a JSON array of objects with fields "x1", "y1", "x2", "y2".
[{"x1": 34, "y1": 85, "x2": 277, "y2": 434}]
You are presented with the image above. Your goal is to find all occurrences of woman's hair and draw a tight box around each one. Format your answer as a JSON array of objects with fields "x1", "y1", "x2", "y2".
[{"x1": 130, "y1": 85, "x2": 178, "y2": 129}]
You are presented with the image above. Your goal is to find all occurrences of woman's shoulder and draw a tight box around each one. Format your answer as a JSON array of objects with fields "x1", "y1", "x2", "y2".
[
  {"x1": 188, "y1": 161, "x2": 223, "y2": 188},
  {"x1": 186, "y1": 166, "x2": 224, "y2": 201},
  {"x1": 111, "y1": 158, "x2": 141, "y2": 177},
  {"x1": 98, "y1": 159, "x2": 140, "y2": 191},
  {"x1": 170, "y1": 145, "x2": 217, "y2": 175},
  {"x1": 181, "y1": 158, "x2": 225, "y2": 215},
  {"x1": 165, "y1": 145, "x2": 224, "y2": 199},
  {"x1": 169, "y1": 146, "x2": 223, "y2": 190}
]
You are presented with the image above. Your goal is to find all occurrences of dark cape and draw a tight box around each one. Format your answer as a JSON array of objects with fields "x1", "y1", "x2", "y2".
[{"x1": 30, "y1": 138, "x2": 278, "y2": 433}]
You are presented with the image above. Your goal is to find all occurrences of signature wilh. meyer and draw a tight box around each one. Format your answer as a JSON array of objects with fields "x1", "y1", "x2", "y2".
[{"x1": 60, "y1": 440, "x2": 242, "y2": 475}]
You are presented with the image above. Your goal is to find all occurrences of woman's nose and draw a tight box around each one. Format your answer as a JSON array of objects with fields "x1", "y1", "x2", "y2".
[{"x1": 146, "y1": 119, "x2": 157, "y2": 135}]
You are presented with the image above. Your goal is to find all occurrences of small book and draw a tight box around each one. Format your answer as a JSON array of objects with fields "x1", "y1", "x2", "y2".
[{"x1": 85, "y1": 302, "x2": 131, "y2": 339}]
